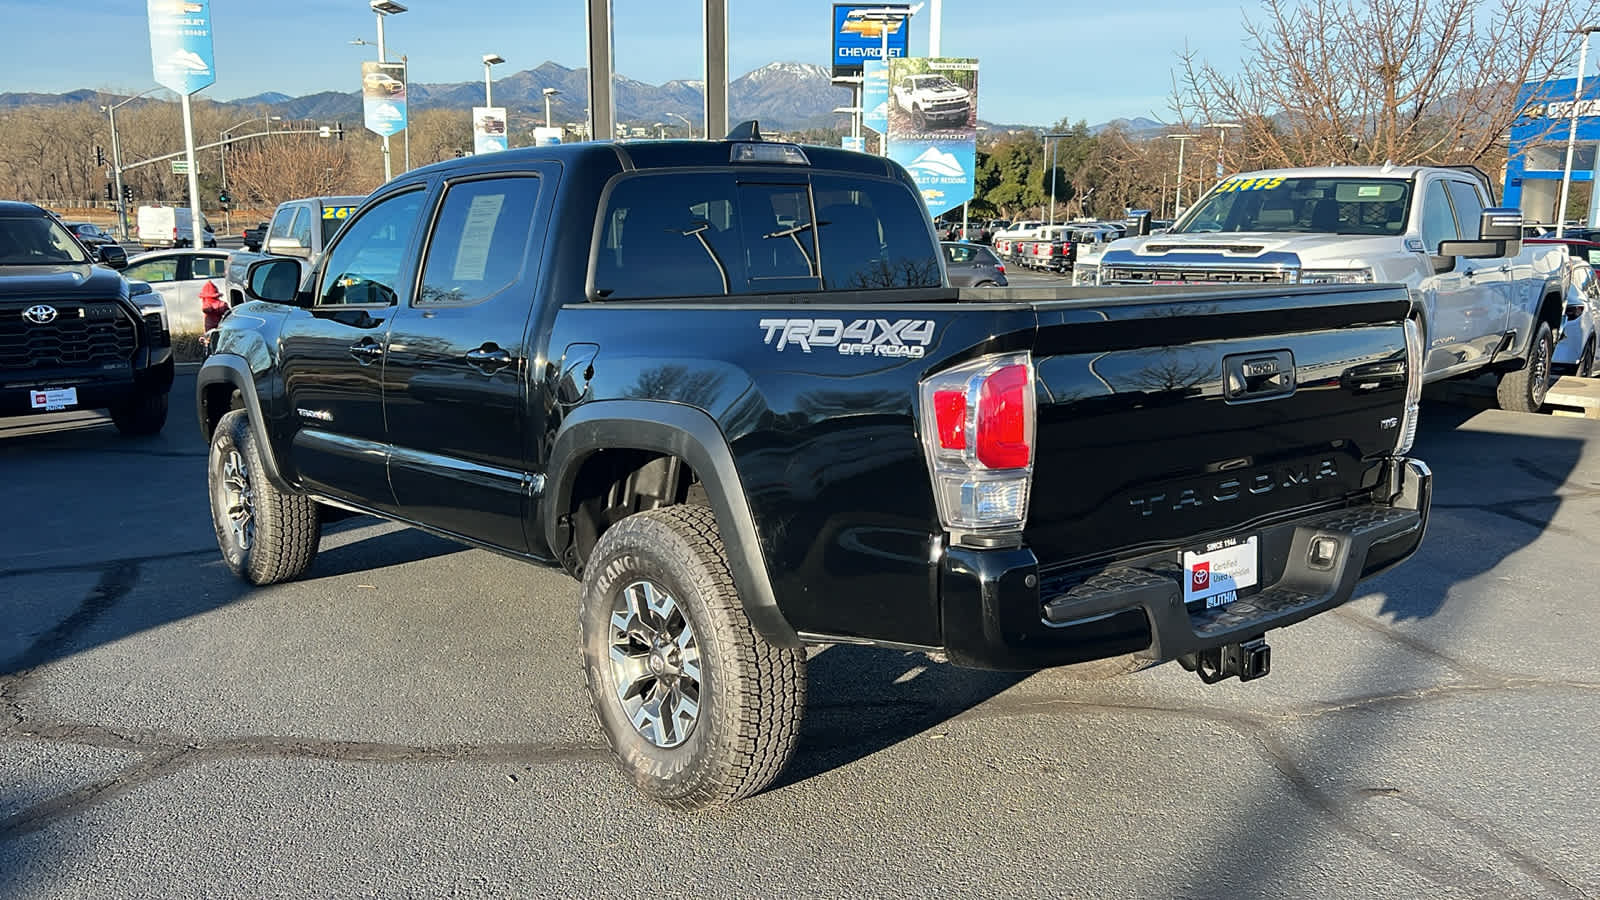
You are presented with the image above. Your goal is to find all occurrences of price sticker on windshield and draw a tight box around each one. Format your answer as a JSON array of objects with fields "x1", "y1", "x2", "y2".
[
  {"x1": 1217, "y1": 176, "x2": 1285, "y2": 193},
  {"x1": 321, "y1": 206, "x2": 356, "y2": 220}
]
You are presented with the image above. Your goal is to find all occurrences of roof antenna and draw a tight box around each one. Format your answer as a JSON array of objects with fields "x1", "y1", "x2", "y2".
[
  {"x1": 1380, "y1": 159, "x2": 1395, "y2": 173},
  {"x1": 725, "y1": 120, "x2": 763, "y2": 141}
]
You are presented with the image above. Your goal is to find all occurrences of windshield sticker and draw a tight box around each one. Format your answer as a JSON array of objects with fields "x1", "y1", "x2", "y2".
[
  {"x1": 1217, "y1": 176, "x2": 1285, "y2": 193},
  {"x1": 1357, "y1": 185, "x2": 1382, "y2": 198},
  {"x1": 760, "y1": 318, "x2": 936, "y2": 358},
  {"x1": 321, "y1": 206, "x2": 355, "y2": 220}
]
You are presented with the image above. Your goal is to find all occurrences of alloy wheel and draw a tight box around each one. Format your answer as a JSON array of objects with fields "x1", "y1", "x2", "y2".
[
  {"x1": 607, "y1": 579, "x2": 702, "y2": 748},
  {"x1": 219, "y1": 449, "x2": 255, "y2": 552}
]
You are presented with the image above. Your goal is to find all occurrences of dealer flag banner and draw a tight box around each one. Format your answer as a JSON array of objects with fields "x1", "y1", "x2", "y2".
[
  {"x1": 886, "y1": 58, "x2": 978, "y2": 218},
  {"x1": 361, "y1": 60, "x2": 408, "y2": 138},
  {"x1": 148, "y1": 0, "x2": 215, "y2": 95},
  {"x1": 474, "y1": 107, "x2": 509, "y2": 154}
]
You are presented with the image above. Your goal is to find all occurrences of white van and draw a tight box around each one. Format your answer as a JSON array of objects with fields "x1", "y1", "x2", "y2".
[{"x1": 136, "y1": 205, "x2": 216, "y2": 250}]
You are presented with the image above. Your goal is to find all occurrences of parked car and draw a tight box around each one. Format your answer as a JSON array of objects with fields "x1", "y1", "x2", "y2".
[
  {"x1": 136, "y1": 205, "x2": 216, "y2": 250},
  {"x1": 1555, "y1": 257, "x2": 1598, "y2": 376},
  {"x1": 1078, "y1": 165, "x2": 1568, "y2": 412},
  {"x1": 0, "y1": 200, "x2": 172, "y2": 434},
  {"x1": 123, "y1": 248, "x2": 230, "y2": 334},
  {"x1": 222, "y1": 195, "x2": 365, "y2": 312},
  {"x1": 241, "y1": 221, "x2": 270, "y2": 252},
  {"x1": 941, "y1": 241, "x2": 1008, "y2": 286},
  {"x1": 63, "y1": 221, "x2": 117, "y2": 248},
  {"x1": 199, "y1": 133, "x2": 1431, "y2": 809}
]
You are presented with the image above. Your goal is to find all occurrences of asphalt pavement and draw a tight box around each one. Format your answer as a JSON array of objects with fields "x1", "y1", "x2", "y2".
[{"x1": 1, "y1": 374, "x2": 1597, "y2": 898}]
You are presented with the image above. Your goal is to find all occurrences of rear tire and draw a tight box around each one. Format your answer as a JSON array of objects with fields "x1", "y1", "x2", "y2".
[
  {"x1": 973, "y1": 280, "x2": 997, "y2": 288},
  {"x1": 110, "y1": 390, "x2": 168, "y2": 436},
  {"x1": 207, "y1": 410, "x2": 320, "y2": 585},
  {"x1": 1579, "y1": 337, "x2": 1596, "y2": 378},
  {"x1": 580, "y1": 505, "x2": 805, "y2": 809},
  {"x1": 1495, "y1": 320, "x2": 1554, "y2": 413}
]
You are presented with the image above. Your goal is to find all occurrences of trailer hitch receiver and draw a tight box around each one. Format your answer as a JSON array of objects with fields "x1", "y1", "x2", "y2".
[{"x1": 1181, "y1": 636, "x2": 1271, "y2": 684}]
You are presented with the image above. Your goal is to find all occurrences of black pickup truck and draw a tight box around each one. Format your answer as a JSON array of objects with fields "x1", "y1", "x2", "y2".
[{"x1": 196, "y1": 130, "x2": 1432, "y2": 809}]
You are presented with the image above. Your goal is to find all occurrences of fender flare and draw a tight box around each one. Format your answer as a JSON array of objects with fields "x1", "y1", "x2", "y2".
[
  {"x1": 195, "y1": 354, "x2": 291, "y2": 490},
  {"x1": 545, "y1": 400, "x2": 801, "y2": 648}
]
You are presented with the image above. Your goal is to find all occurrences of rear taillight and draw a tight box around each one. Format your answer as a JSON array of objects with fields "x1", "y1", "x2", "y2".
[
  {"x1": 1396, "y1": 318, "x2": 1423, "y2": 455},
  {"x1": 920, "y1": 352, "x2": 1036, "y2": 537},
  {"x1": 995, "y1": 263, "x2": 1005, "y2": 274}
]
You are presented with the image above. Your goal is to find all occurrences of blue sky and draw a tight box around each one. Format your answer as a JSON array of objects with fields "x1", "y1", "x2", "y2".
[{"x1": 0, "y1": 0, "x2": 1246, "y2": 125}]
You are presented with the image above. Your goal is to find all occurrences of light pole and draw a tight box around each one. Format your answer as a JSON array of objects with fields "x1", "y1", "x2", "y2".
[
  {"x1": 667, "y1": 111, "x2": 692, "y2": 139},
  {"x1": 1043, "y1": 131, "x2": 1070, "y2": 227},
  {"x1": 483, "y1": 53, "x2": 505, "y2": 107},
  {"x1": 220, "y1": 115, "x2": 280, "y2": 233},
  {"x1": 1168, "y1": 133, "x2": 1200, "y2": 219},
  {"x1": 1203, "y1": 121, "x2": 1241, "y2": 183},
  {"x1": 654, "y1": 122, "x2": 666, "y2": 139},
  {"x1": 101, "y1": 86, "x2": 160, "y2": 239},
  {"x1": 543, "y1": 88, "x2": 562, "y2": 127},
  {"x1": 1558, "y1": 26, "x2": 1600, "y2": 238},
  {"x1": 370, "y1": 0, "x2": 407, "y2": 181}
]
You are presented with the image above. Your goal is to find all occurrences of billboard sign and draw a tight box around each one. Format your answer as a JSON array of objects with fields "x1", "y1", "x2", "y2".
[
  {"x1": 148, "y1": 0, "x2": 215, "y2": 95},
  {"x1": 361, "y1": 60, "x2": 408, "y2": 137},
  {"x1": 474, "y1": 107, "x2": 509, "y2": 154},
  {"x1": 533, "y1": 126, "x2": 564, "y2": 146},
  {"x1": 832, "y1": 4, "x2": 910, "y2": 76},
  {"x1": 862, "y1": 59, "x2": 889, "y2": 134},
  {"x1": 887, "y1": 57, "x2": 978, "y2": 218}
]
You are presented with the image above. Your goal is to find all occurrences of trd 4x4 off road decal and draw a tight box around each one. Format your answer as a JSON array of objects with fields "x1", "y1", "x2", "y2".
[{"x1": 759, "y1": 318, "x2": 936, "y2": 358}]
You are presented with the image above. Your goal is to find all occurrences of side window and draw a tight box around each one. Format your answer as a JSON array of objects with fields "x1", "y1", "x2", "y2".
[
  {"x1": 266, "y1": 207, "x2": 295, "y2": 241},
  {"x1": 812, "y1": 174, "x2": 942, "y2": 289},
  {"x1": 417, "y1": 177, "x2": 540, "y2": 306},
  {"x1": 1419, "y1": 180, "x2": 1459, "y2": 254},
  {"x1": 316, "y1": 189, "x2": 427, "y2": 307},
  {"x1": 124, "y1": 258, "x2": 178, "y2": 283},
  {"x1": 289, "y1": 208, "x2": 313, "y2": 247},
  {"x1": 1445, "y1": 181, "x2": 1485, "y2": 240},
  {"x1": 945, "y1": 245, "x2": 976, "y2": 264},
  {"x1": 192, "y1": 256, "x2": 226, "y2": 279}
]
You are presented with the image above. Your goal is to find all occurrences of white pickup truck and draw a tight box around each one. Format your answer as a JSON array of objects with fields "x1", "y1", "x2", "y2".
[
  {"x1": 1074, "y1": 165, "x2": 1568, "y2": 412},
  {"x1": 891, "y1": 74, "x2": 972, "y2": 130},
  {"x1": 221, "y1": 195, "x2": 365, "y2": 307}
]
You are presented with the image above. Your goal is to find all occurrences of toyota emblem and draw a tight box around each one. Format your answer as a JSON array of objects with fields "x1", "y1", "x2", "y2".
[{"x1": 23, "y1": 304, "x2": 58, "y2": 325}]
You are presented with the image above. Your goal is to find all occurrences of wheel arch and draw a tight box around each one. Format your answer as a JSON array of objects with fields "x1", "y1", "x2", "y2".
[
  {"x1": 546, "y1": 400, "x2": 800, "y2": 648},
  {"x1": 196, "y1": 354, "x2": 291, "y2": 490}
]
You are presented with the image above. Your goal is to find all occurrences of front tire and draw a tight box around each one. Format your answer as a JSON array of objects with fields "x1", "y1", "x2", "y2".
[
  {"x1": 1495, "y1": 320, "x2": 1554, "y2": 413},
  {"x1": 911, "y1": 105, "x2": 927, "y2": 131},
  {"x1": 207, "y1": 410, "x2": 320, "y2": 585},
  {"x1": 580, "y1": 505, "x2": 805, "y2": 809},
  {"x1": 110, "y1": 390, "x2": 168, "y2": 436},
  {"x1": 1579, "y1": 336, "x2": 1596, "y2": 378}
]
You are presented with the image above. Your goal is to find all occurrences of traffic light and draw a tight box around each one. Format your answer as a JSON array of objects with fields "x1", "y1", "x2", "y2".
[
  {"x1": 122, "y1": 184, "x2": 134, "y2": 204},
  {"x1": 96, "y1": 146, "x2": 106, "y2": 167},
  {"x1": 104, "y1": 182, "x2": 114, "y2": 201},
  {"x1": 218, "y1": 191, "x2": 231, "y2": 207}
]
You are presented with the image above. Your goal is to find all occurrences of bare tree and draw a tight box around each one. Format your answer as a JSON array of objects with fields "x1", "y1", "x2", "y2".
[
  {"x1": 1174, "y1": 0, "x2": 1599, "y2": 170},
  {"x1": 225, "y1": 136, "x2": 378, "y2": 208}
]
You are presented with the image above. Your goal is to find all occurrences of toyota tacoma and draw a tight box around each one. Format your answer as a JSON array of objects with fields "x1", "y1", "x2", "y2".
[{"x1": 196, "y1": 129, "x2": 1432, "y2": 809}]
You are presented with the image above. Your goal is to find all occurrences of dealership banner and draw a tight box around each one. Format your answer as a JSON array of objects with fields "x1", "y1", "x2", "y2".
[
  {"x1": 148, "y1": 0, "x2": 215, "y2": 95},
  {"x1": 533, "y1": 126, "x2": 563, "y2": 147},
  {"x1": 474, "y1": 107, "x2": 508, "y2": 154},
  {"x1": 831, "y1": 3, "x2": 909, "y2": 76},
  {"x1": 862, "y1": 59, "x2": 889, "y2": 134},
  {"x1": 361, "y1": 60, "x2": 408, "y2": 137},
  {"x1": 886, "y1": 57, "x2": 978, "y2": 218}
]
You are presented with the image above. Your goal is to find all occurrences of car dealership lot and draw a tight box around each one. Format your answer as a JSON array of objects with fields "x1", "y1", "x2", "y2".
[{"x1": 2, "y1": 373, "x2": 1597, "y2": 898}]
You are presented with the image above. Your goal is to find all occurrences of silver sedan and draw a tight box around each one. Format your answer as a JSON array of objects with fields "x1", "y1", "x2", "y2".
[{"x1": 123, "y1": 248, "x2": 231, "y2": 334}]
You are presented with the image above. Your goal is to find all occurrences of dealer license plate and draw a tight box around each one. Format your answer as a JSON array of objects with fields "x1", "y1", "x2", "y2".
[
  {"x1": 29, "y1": 388, "x2": 78, "y2": 411},
  {"x1": 1183, "y1": 535, "x2": 1259, "y2": 609}
]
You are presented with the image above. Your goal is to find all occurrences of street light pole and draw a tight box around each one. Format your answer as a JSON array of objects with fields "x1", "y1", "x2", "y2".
[
  {"x1": 102, "y1": 86, "x2": 160, "y2": 239},
  {"x1": 667, "y1": 111, "x2": 692, "y2": 138},
  {"x1": 544, "y1": 88, "x2": 563, "y2": 128},
  {"x1": 371, "y1": 0, "x2": 408, "y2": 182},
  {"x1": 1203, "y1": 121, "x2": 1241, "y2": 184},
  {"x1": 1168, "y1": 133, "x2": 1200, "y2": 219},
  {"x1": 483, "y1": 53, "x2": 505, "y2": 107},
  {"x1": 1558, "y1": 26, "x2": 1600, "y2": 238},
  {"x1": 1043, "y1": 131, "x2": 1069, "y2": 227}
]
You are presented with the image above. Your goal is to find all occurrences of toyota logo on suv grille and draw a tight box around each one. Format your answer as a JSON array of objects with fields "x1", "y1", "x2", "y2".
[{"x1": 23, "y1": 304, "x2": 59, "y2": 324}]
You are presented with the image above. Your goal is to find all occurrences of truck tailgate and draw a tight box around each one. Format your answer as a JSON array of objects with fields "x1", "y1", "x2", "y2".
[{"x1": 1009, "y1": 284, "x2": 1413, "y2": 568}]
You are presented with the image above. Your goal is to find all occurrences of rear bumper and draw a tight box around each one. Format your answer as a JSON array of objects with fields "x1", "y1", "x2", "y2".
[{"x1": 938, "y1": 457, "x2": 1431, "y2": 670}]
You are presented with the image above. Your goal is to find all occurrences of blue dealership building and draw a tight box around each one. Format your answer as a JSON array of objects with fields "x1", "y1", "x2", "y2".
[{"x1": 1504, "y1": 76, "x2": 1600, "y2": 225}]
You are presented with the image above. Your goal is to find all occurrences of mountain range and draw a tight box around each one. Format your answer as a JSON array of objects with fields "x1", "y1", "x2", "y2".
[{"x1": 0, "y1": 61, "x2": 1157, "y2": 135}]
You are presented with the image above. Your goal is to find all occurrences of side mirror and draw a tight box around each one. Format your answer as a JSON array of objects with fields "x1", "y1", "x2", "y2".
[
  {"x1": 265, "y1": 235, "x2": 311, "y2": 259},
  {"x1": 96, "y1": 245, "x2": 128, "y2": 269},
  {"x1": 1130, "y1": 210, "x2": 1152, "y2": 237},
  {"x1": 245, "y1": 258, "x2": 305, "y2": 304},
  {"x1": 1478, "y1": 207, "x2": 1523, "y2": 242},
  {"x1": 1436, "y1": 240, "x2": 1505, "y2": 260}
]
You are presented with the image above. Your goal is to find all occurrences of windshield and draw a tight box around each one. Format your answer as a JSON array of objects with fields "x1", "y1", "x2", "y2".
[
  {"x1": 1173, "y1": 176, "x2": 1413, "y2": 236},
  {"x1": 0, "y1": 214, "x2": 91, "y2": 264}
]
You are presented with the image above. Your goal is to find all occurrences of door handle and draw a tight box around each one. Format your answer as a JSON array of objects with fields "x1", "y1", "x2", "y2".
[
  {"x1": 349, "y1": 340, "x2": 384, "y2": 363},
  {"x1": 466, "y1": 345, "x2": 513, "y2": 374}
]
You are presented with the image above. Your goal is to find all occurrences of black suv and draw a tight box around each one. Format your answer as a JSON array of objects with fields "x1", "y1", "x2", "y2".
[{"x1": 0, "y1": 201, "x2": 173, "y2": 434}]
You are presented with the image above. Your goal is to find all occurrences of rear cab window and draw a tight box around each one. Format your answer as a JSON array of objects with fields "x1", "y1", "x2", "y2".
[{"x1": 591, "y1": 169, "x2": 940, "y2": 300}]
